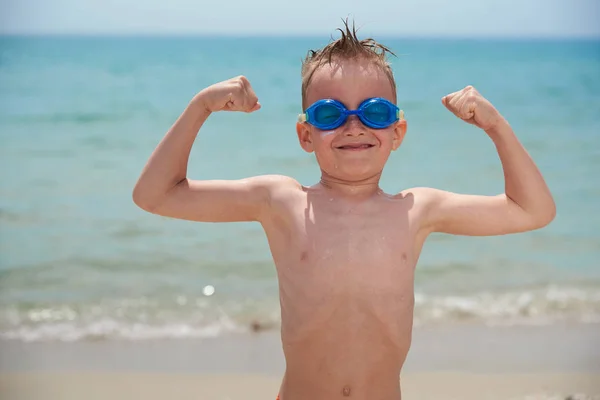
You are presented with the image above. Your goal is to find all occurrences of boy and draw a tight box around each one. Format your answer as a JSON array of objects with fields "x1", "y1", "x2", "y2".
[{"x1": 132, "y1": 22, "x2": 555, "y2": 400}]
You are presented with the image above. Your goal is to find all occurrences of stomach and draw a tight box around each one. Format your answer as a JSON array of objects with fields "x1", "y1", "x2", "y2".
[{"x1": 279, "y1": 294, "x2": 414, "y2": 399}]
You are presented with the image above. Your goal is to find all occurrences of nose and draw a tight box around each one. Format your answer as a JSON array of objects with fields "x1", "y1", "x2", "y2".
[{"x1": 341, "y1": 115, "x2": 366, "y2": 136}]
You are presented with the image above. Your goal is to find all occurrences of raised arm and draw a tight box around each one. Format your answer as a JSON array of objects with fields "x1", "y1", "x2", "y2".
[
  {"x1": 132, "y1": 76, "x2": 284, "y2": 223},
  {"x1": 421, "y1": 86, "x2": 556, "y2": 236}
]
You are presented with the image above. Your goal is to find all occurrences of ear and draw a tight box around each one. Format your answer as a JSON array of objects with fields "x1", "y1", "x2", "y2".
[
  {"x1": 392, "y1": 119, "x2": 407, "y2": 151},
  {"x1": 296, "y1": 122, "x2": 315, "y2": 153}
]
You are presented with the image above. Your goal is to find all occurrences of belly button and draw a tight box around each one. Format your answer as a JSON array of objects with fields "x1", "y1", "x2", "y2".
[
  {"x1": 401, "y1": 253, "x2": 407, "y2": 262},
  {"x1": 342, "y1": 385, "x2": 351, "y2": 396}
]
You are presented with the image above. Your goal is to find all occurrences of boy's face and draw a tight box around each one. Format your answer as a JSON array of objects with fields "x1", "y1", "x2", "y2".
[{"x1": 297, "y1": 58, "x2": 407, "y2": 184}]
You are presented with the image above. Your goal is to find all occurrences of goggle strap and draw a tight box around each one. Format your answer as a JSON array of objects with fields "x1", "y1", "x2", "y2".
[{"x1": 399, "y1": 110, "x2": 404, "y2": 120}]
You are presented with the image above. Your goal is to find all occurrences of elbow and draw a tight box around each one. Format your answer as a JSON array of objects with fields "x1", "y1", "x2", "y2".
[
  {"x1": 531, "y1": 200, "x2": 557, "y2": 230},
  {"x1": 132, "y1": 179, "x2": 182, "y2": 213},
  {"x1": 508, "y1": 193, "x2": 556, "y2": 231},
  {"x1": 132, "y1": 184, "x2": 158, "y2": 213},
  {"x1": 543, "y1": 202, "x2": 557, "y2": 227},
  {"x1": 542, "y1": 195, "x2": 557, "y2": 226}
]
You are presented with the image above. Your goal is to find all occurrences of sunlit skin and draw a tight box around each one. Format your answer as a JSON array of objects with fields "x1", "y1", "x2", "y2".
[
  {"x1": 274, "y1": 59, "x2": 415, "y2": 399},
  {"x1": 133, "y1": 55, "x2": 556, "y2": 399},
  {"x1": 297, "y1": 58, "x2": 406, "y2": 192}
]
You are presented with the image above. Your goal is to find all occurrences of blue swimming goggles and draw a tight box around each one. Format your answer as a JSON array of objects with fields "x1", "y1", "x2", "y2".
[{"x1": 298, "y1": 97, "x2": 404, "y2": 130}]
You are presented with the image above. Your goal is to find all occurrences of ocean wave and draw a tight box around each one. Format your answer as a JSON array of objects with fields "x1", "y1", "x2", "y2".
[
  {"x1": 0, "y1": 318, "x2": 240, "y2": 342},
  {"x1": 1, "y1": 285, "x2": 599, "y2": 342},
  {"x1": 413, "y1": 285, "x2": 600, "y2": 325}
]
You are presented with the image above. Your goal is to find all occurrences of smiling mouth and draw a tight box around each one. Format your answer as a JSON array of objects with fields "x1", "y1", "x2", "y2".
[{"x1": 336, "y1": 144, "x2": 375, "y2": 150}]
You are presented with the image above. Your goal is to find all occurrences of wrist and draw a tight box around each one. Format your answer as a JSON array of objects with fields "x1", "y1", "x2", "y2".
[
  {"x1": 191, "y1": 91, "x2": 213, "y2": 115},
  {"x1": 485, "y1": 117, "x2": 512, "y2": 140}
]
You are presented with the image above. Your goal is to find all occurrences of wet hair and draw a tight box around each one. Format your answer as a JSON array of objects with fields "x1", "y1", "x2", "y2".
[{"x1": 301, "y1": 18, "x2": 397, "y2": 109}]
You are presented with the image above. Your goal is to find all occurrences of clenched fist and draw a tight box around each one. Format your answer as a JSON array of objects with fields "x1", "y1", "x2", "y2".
[
  {"x1": 442, "y1": 86, "x2": 504, "y2": 132},
  {"x1": 198, "y1": 76, "x2": 261, "y2": 113}
]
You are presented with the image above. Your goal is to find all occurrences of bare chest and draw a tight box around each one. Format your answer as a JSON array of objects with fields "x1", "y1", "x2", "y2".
[
  {"x1": 300, "y1": 216, "x2": 411, "y2": 281},
  {"x1": 270, "y1": 202, "x2": 417, "y2": 348},
  {"x1": 271, "y1": 199, "x2": 417, "y2": 310}
]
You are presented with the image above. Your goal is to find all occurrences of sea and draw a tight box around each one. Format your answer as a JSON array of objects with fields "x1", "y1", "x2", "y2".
[{"x1": 1, "y1": 36, "x2": 599, "y2": 342}]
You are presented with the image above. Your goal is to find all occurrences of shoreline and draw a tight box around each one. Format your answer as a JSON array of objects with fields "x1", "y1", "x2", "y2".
[{"x1": 2, "y1": 322, "x2": 598, "y2": 374}]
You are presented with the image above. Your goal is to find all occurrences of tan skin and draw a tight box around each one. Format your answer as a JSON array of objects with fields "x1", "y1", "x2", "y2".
[{"x1": 133, "y1": 58, "x2": 556, "y2": 399}]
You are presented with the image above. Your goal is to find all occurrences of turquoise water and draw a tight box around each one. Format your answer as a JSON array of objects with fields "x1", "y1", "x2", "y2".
[{"x1": 1, "y1": 36, "x2": 599, "y2": 341}]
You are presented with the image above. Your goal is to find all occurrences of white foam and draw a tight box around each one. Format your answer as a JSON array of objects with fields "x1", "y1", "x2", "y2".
[
  {"x1": 0, "y1": 317, "x2": 242, "y2": 342},
  {"x1": 1, "y1": 286, "x2": 599, "y2": 342},
  {"x1": 413, "y1": 285, "x2": 600, "y2": 326}
]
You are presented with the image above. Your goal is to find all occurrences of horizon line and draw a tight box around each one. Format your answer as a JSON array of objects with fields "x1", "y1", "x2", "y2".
[{"x1": 1, "y1": 32, "x2": 599, "y2": 40}]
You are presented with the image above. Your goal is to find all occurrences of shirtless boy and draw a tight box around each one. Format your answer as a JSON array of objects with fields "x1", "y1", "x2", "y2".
[{"x1": 132, "y1": 22, "x2": 556, "y2": 400}]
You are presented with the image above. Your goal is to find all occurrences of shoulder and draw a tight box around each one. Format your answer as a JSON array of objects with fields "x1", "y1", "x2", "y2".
[
  {"x1": 247, "y1": 175, "x2": 305, "y2": 226},
  {"x1": 396, "y1": 186, "x2": 446, "y2": 207},
  {"x1": 248, "y1": 174, "x2": 299, "y2": 184},
  {"x1": 239, "y1": 174, "x2": 300, "y2": 190},
  {"x1": 247, "y1": 174, "x2": 302, "y2": 195},
  {"x1": 394, "y1": 187, "x2": 451, "y2": 232},
  {"x1": 246, "y1": 174, "x2": 303, "y2": 210}
]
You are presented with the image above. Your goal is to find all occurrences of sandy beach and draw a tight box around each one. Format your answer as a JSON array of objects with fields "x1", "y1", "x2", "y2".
[
  {"x1": 2, "y1": 372, "x2": 599, "y2": 400},
  {"x1": 1, "y1": 322, "x2": 599, "y2": 399}
]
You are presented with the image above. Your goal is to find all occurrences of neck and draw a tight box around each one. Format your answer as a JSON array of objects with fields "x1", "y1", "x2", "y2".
[{"x1": 319, "y1": 171, "x2": 383, "y2": 199}]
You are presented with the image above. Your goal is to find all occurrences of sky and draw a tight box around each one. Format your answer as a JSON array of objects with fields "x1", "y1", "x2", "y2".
[{"x1": 1, "y1": 0, "x2": 599, "y2": 37}]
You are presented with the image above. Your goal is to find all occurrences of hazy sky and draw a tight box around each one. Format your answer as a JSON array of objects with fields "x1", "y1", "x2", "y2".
[{"x1": 1, "y1": 0, "x2": 599, "y2": 37}]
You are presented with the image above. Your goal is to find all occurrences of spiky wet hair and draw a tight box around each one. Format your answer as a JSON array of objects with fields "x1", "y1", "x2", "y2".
[{"x1": 301, "y1": 18, "x2": 397, "y2": 109}]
